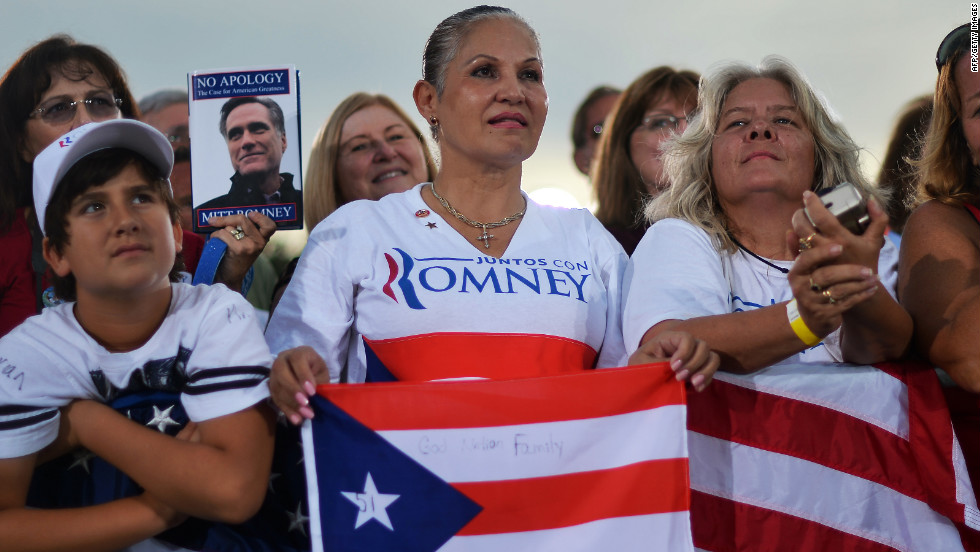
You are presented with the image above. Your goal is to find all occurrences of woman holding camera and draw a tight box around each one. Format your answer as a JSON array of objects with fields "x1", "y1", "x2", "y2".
[{"x1": 623, "y1": 57, "x2": 911, "y2": 373}]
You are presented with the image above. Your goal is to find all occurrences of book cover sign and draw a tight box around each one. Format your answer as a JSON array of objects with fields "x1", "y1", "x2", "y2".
[{"x1": 188, "y1": 66, "x2": 303, "y2": 232}]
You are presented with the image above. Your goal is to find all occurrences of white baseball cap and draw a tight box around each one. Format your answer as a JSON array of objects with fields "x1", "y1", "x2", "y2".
[{"x1": 32, "y1": 119, "x2": 174, "y2": 235}]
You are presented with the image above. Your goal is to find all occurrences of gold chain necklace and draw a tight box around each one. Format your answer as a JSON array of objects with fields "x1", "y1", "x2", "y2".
[{"x1": 429, "y1": 182, "x2": 527, "y2": 249}]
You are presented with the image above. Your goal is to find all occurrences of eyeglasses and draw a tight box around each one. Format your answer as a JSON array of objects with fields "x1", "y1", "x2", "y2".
[
  {"x1": 28, "y1": 93, "x2": 123, "y2": 125},
  {"x1": 635, "y1": 114, "x2": 688, "y2": 133},
  {"x1": 936, "y1": 23, "x2": 972, "y2": 70}
]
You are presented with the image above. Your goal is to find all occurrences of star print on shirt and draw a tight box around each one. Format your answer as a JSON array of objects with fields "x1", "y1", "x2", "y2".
[
  {"x1": 145, "y1": 405, "x2": 181, "y2": 432},
  {"x1": 341, "y1": 472, "x2": 400, "y2": 530},
  {"x1": 69, "y1": 449, "x2": 96, "y2": 474},
  {"x1": 426, "y1": 222, "x2": 437, "y2": 229},
  {"x1": 287, "y1": 501, "x2": 310, "y2": 536}
]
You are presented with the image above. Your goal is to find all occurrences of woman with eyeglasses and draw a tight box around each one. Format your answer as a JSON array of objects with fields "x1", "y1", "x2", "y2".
[
  {"x1": 269, "y1": 92, "x2": 438, "y2": 311},
  {"x1": 0, "y1": 35, "x2": 270, "y2": 338},
  {"x1": 0, "y1": 35, "x2": 140, "y2": 337},
  {"x1": 303, "y1": 93, "x2": 437, "y2": 232},
  {"x1": 591, "y1": 66, "x2": 699, "y2": 254},
  {"x1": 899, "y1": 23, "x2": 980, "y2": 496}
]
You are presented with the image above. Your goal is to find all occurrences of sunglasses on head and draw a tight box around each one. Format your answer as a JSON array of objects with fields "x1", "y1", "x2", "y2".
[{"x1": 936, "y1": 23, "x2": 973, "y2": 71}]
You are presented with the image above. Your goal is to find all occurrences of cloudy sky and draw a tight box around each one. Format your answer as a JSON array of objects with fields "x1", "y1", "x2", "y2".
[{"x1": 3, "y1": 0, "x2": 967, "y2": 215}]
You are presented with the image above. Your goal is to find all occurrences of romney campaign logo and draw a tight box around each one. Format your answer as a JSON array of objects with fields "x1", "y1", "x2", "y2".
[{"x1": 381, "y1": 248, "x2": 594, "y2": 310}]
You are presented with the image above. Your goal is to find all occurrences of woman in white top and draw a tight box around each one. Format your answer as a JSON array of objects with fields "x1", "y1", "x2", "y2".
[
  {"x1": 266, "y1": 6, "x2": 718, "y2": 424},
  {"x1": 624, "y1": 56, "x2": 911, "y2": 373}
]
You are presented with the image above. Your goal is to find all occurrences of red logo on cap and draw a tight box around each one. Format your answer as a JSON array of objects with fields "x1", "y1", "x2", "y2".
[{"x1": 59, "y1": 136, "x2": 73, "y2": 148}]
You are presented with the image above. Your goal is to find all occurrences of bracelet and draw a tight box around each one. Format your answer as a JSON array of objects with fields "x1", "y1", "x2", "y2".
[
  {"x1": 192, "y1": 237, "x2": 255, "y2": 297},
  {"x1": 786, "y1": 298, "x2": 821, "y2": 347}
]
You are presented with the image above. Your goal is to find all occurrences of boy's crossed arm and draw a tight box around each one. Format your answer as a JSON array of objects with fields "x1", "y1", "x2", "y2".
[
  {"x1": 63, "y1": 398, "x2": 276, "y2": 522},
  {"x1": 0, "y1": 425, "x2": 188, "y2": 552},
  {"x1": 0, "y1": 401, "x2": 274, "y2": 552}
]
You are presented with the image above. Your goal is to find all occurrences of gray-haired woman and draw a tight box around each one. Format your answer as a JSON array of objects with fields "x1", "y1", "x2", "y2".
[{"x1": 624, "y1": 56, "x2": 911, "y2": 373}]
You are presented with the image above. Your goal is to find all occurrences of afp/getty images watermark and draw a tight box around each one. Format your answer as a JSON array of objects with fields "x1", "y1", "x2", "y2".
[{"x1": 972, "y1": 3, "x2": 979, "y2": 72}]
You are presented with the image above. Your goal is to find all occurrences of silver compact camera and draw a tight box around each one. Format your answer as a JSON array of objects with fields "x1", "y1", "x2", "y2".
[{"x1": 808, "y1": 182, "x2": 870, "y2": 235}]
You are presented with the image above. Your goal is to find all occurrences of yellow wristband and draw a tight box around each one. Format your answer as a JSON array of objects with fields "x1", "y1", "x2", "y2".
[{"x1": 786, "y1": 298, "x2": 821, "y2": 347}]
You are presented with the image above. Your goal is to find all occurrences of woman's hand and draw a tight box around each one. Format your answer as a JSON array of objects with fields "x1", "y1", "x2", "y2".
[
  {"x1": 788, "y1": 190, "x2": 887, "y2": 332},
  {"x1": 270, "y1": 346, "x2": 330, "y2": 425},
  {"x1": 629, "y1": 330, "x2": 720, "y2": 392},
  {"x1": 208, "y1": 211, "x2": 277, "y2": 292},
  {"x1": 787, "y1": 238, "x2": 879, "y2": 338},
  {"x1": 790, "y1": 190, "x2": 911, "y2": 362},
  {"x1": 793, "y1": 190, "x2": 887, "y2": 271}
]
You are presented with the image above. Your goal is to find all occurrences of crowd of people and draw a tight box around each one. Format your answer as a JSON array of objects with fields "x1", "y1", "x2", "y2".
[{"x1": 0, "y1": 5, "x2": 976, "y2": 551}]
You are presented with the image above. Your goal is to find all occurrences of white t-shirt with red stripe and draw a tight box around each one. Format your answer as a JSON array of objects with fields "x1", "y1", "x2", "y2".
[
  {"x1": 265, "y1": 184, "x2": 629, "y2": 383},
  {"x1": 622, "y1": 218, "x2": 900, "y2": 365}
]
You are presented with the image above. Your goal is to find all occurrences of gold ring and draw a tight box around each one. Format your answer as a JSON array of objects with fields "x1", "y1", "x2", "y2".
[
  {"x1": 799, "y1": 233, "x2": 817, "y2": 251},
  {"x1": 809, "y1": 276, "x2": 821, "y2": 292},
  {"x1": 231, "y1": 226, "x2": 245, "y2": 240},
  {"x1": 822, "y1": 289, "x2": 836, "y2": 304}
]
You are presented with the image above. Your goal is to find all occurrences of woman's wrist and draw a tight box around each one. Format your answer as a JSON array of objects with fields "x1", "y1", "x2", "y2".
[{"x1": 786, "y1": 298, "x2": 822, "y2": 346}]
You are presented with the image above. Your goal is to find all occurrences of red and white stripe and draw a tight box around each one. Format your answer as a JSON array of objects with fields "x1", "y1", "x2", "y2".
[
  {"x1": 312, "y1": 363, "x2": 694, "y2": 551},
  {"x1": 688, "y1": 360, "x2": 980, "y2": 552}
]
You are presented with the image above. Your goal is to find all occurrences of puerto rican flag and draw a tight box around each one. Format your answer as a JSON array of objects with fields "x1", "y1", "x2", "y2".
[
  {"x1": 301, "y1": 363, "x2": 693, "y2": 551},
  {"x1": 689, "y1": 360, "x2": 980, "y2": 552}
]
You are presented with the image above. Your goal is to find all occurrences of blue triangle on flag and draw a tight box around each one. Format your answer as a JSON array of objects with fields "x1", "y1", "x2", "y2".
[
  {"x1": 364, "y1": 339, "x2": 397, "y2": 382},
  {"x1": 309, "y1": 395, "x2": 482, "y2": 551}
]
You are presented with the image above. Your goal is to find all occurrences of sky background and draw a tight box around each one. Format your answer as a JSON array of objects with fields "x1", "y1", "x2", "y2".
[{"x1": 2, "y1": 0, "x2": 969, "y2": 241}]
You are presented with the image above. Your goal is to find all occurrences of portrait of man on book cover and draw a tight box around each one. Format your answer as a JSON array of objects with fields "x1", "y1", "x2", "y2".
[
  {"x1": 196, "y1": 96, "x2": 300, "y2": 213},
  {"x1": 189, "y1": 65, "x2": 303, "y2": 232}
]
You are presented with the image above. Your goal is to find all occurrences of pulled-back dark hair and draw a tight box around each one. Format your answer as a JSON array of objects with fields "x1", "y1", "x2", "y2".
[
  {"x1": 0, "y1": 34, "x2": 139, "y2": 231},
  {"x1": 421, "y1": 6, "x2": 540, "y2": 139},
  {"x1": 45, "y1": 148, "x2": 182, "y2": 301}
]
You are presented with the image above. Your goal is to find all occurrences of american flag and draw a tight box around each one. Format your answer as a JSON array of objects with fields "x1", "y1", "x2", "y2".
[
  {"x1": 688, "y1": 360, "x2": 980, "y2": 551},
  {"x1": 302, "y1": 363, "x2": 693, "y2": 551}
]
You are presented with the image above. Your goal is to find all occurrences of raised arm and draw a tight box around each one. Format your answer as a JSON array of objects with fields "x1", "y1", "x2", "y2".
[{"x1": 899, "y1": 201, "x2": 980, "y2": 391}]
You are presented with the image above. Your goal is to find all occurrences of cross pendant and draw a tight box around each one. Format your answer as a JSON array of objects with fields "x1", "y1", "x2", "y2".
[{"x1": 475, "y1": 226, "x2": 494, "y2": 249}]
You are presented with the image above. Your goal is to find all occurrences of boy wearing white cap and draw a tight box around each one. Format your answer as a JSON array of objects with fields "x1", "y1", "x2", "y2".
[{"x1": 0, "y1": 120, "x2": 275, "y2": 550}]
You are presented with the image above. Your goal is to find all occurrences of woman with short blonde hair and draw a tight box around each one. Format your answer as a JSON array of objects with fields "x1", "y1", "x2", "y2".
[{"x1": 303, "y1": 92, "x2": 437, "y2": 230}]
